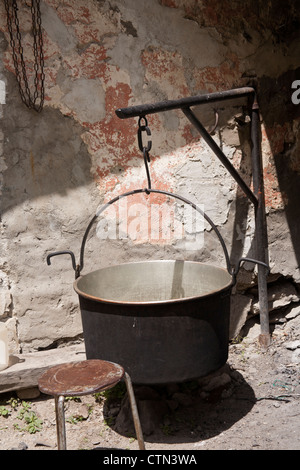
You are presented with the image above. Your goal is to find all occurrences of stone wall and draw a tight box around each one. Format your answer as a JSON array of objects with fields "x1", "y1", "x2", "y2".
[{"x1": 0, "y1": 0, "x2": 300, "y2": 353}]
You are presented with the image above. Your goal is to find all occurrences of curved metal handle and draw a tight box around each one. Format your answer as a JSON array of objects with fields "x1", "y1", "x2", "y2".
[
  {"x1": 232, "y1": 257, "x2": 270, "y2": 285},
  {"x1": 46, "y1": 197, "x2": 271, "y2": 283},
  {"x1": 78, "y1": 188, "x2": 232, "y2": 277},
  {"x1": 46, "y1": 250, "x2": 80, "y2": 278}
]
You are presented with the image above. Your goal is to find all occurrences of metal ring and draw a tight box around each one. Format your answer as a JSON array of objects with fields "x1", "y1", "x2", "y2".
[{"x1": 137, "y1": 116, "x2": 152, "y2": 153}]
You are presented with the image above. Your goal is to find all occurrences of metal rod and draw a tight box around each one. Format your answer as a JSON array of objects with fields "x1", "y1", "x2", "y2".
[
  {"x1": 116, "y1": 87, "x2": 255, "y2": 119},
  {"x1": 116, "y1": 88, "x2": 258, "y2": 206},
  {"x1": 124, "y1": 372, "x2": 145, "y2": 450},
  {"x1": 250, "y1": 103, "x2": 270, "y2": 348},
  {"x1": 55, "y1": 396, "x2": 66, "y2": 450},
  {"x1": 182, "y1": 107, "x2": 258, "y2": 208}
]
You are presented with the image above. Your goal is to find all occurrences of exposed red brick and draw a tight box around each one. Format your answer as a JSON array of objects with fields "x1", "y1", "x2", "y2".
[
  {"x1": 141, "y1": 47, "x2": 189, "y2": 98},
  {"x1": 81, "y1": 81, "x2": 137, "y2": 192},
  {"x1": 262, "y1": 122, "x2": 293, "y2": 156},
  {"x1": 63, "y1": 44, "x2": 108, "y2": 80},
  {"x1": 263, "y1": 164, "x2": 285, "y2": 209},
  {"x1": 193, "y1": 55, "x2": 241, "y2": 93},
  {"x1": 47, "y1": 1, "x2": 91, "y2": 25},
  {"x1": 159, "y1": 0, "x2": 178, "y2": 8}
]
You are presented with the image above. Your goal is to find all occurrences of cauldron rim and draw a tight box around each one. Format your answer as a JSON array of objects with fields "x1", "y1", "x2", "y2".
[{"x1": 73, "y1": 259, "x2": 233, "y2": 306}]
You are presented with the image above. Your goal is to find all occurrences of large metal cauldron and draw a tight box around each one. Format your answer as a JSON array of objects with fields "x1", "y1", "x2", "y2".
[
  {"x1": 47, "y1": 188, "x2": 268, "y2": 384},
  {"x1": 74, "y1": 260, "x2": 232, "y2": 384}
]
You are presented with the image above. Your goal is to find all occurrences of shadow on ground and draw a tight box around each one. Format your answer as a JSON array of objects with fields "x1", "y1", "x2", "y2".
[{"x1": 102, "y1": 365, "x2": 255, "y2": 444}]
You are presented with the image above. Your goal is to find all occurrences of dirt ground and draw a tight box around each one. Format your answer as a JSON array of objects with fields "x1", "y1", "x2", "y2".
[{"x1": 0, "y1": 308, "x2": 300, "y2": 453}]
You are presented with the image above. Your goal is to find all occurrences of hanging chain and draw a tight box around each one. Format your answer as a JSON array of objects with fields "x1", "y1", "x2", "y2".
[{"x1": 4, "y1": 0, "x2": 45, "y2": 112}]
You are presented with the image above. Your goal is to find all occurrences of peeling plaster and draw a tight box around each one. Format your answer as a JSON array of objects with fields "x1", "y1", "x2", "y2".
[{"x1": 0, "y1": 0, "x2": 300, "y2": 350}]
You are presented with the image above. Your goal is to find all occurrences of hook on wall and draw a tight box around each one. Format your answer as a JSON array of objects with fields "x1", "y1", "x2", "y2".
[{"x1": 208, "y1": 109, "x2": 219, "y2": 135}]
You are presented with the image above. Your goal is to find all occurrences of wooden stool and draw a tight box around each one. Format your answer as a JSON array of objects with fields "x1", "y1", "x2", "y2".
[{"x1": 38, "y1": 359, "x2": 145, "y2": 450}]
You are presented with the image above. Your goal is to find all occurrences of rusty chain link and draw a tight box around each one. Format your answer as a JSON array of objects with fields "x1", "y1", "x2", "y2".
[{"x1": 4, "y1": 0, "x2": 45, "y2": 112}]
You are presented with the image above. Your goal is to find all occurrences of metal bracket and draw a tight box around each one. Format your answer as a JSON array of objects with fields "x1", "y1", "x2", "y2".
[{"x1": 115, "y1": 87, "x2": 271, "y2": 347}]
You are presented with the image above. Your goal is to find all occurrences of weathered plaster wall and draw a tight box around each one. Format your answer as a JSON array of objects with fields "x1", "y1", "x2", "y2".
[{"x1": 0, "y1": 0, "x2": 300, "y2": 353}]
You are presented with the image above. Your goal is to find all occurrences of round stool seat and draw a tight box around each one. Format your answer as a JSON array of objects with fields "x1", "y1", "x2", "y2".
[{"x1": 38, "y1": 359, "x2": 125, "y2": 397}]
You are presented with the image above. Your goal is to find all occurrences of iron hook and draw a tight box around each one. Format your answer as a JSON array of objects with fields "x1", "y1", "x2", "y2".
[
  {"x1": 143, "y1": 147, "x2": 152, "y2": 193},
  {"x1": 46, "y1": 250, "x2": 80, "y2": 278},
  {"x1": 208, "y1": 109, "x2": 219, "y2": 135}
]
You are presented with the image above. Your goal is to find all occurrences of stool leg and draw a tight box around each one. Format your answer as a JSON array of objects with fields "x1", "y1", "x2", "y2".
[
  {"x1": 55, "y1": 396, "x2": 67, "y2": 450},
  {"x1": 124, "y1": 372, "x2": 145, "y2": 450}
]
